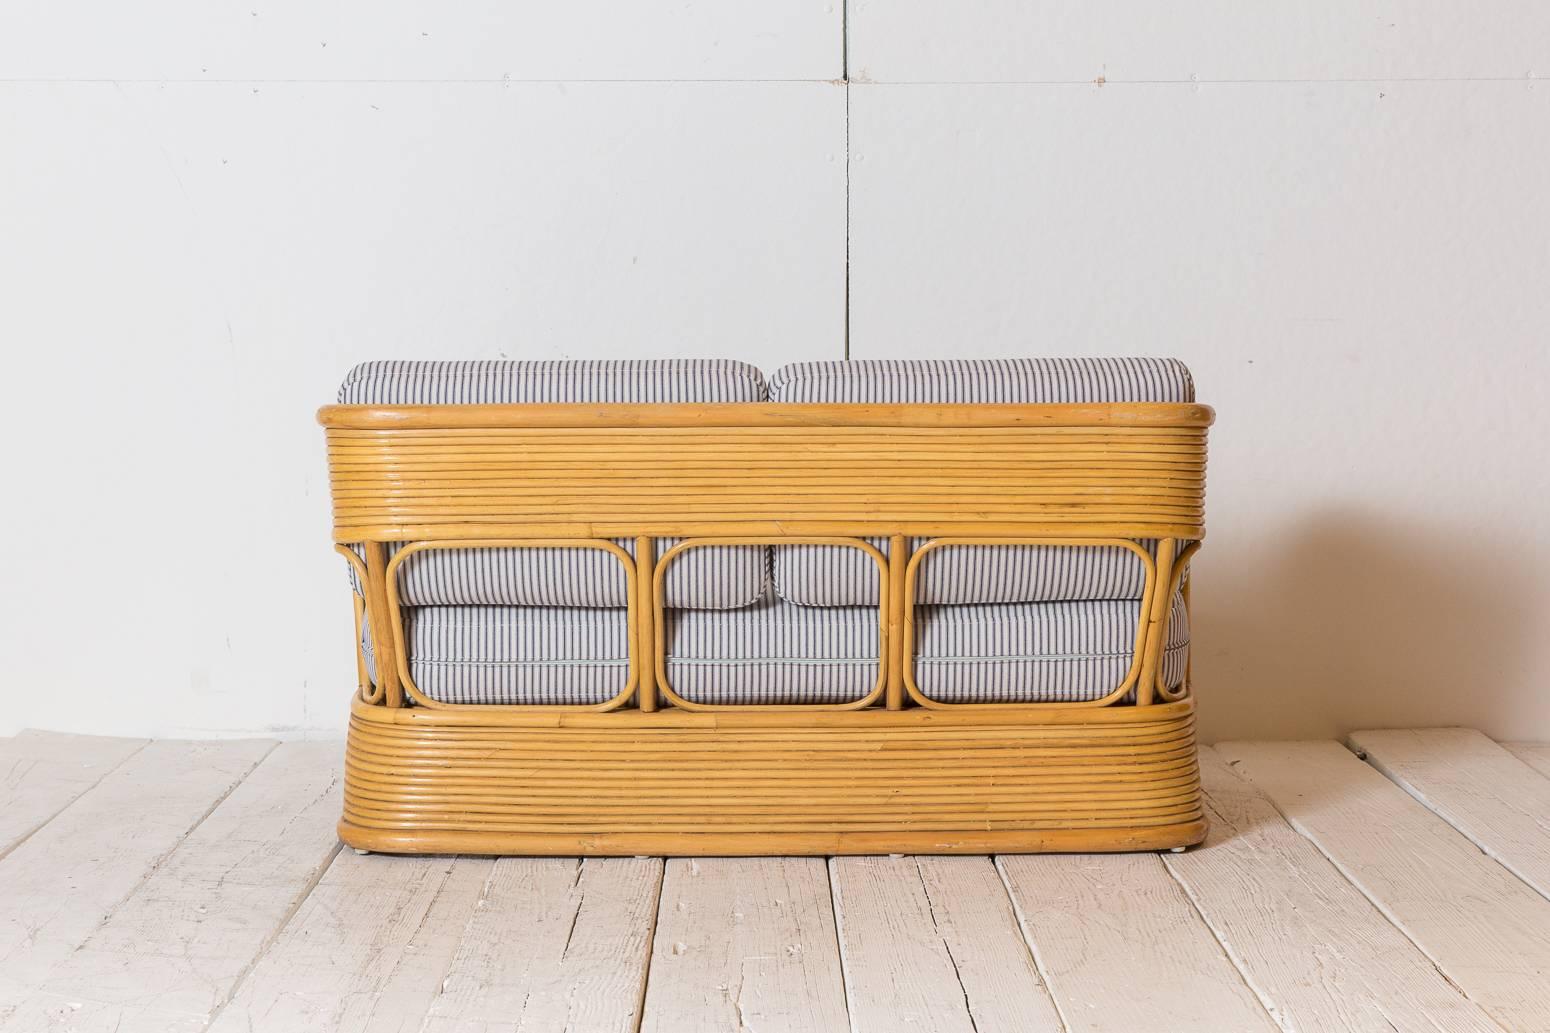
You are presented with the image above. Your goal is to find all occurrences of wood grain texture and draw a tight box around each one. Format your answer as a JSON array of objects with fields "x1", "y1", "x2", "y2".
[
  {"x1": 0, "y1": 740, "x2": 276, "y2": 1020},
  {"x1": 419, "y1": 857, "x2": 660, "y2": 1033},
  {"x1": 1505, "y1": 741, "x2": 1550, "y2": 779},
  {"x1": 0, "y1": 730, "x2": 146, "y2": 858},
  {"x1": 641, "y1": 858, "x2": 847, "y2": 1033},
  {"x1": 832, "y1": 855, "x2": 1062, "y2": 1033},
  {"x1": 0, "y1": 742, "x2": 342, "y2": 1033},
  {"x1": 340, "y1": 698, "x2": 1205, "y2": 855},
  {"x1": 1166, "y1": 749, "x2": 1499, "y2": 1033},
  {"x1": 1219, "y1": 740, "x2": 1550, "y2": 1032},
  {"x1": 207, "y1": 852, "x2": 492, "y2": 1033},
  {"x1": 999, "y1": 852, "x2": 1278, "y2": 1032},
  {"x1": 1351, "y1": 727, "x2": 1550, "y2": 900}
]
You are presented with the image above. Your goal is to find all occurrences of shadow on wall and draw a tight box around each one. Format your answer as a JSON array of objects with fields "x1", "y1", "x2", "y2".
[{"x1": 1193, "y1": 509, "x2": 1540, "y2": 743}]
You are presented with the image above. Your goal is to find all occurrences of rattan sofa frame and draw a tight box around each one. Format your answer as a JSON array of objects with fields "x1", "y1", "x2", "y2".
[{"x1": 320, "y1": 400, "x2": 1213, "y2": 855}]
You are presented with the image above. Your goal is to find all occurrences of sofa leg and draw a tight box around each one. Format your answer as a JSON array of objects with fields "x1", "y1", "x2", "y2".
[
  {"x1": 1168, "y1": 846, "x2": 1188, "y2": 854},
  {"x1": 353, "y1": 847, "x2": 371, "y2": 856}
]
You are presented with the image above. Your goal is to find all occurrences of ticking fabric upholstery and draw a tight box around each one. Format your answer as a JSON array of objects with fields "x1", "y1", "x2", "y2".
[
  {"x1": 913, "y1": 592, "x2": 1190, "y2": 704},
  {"x1": 349, "y1": 538, "x2": 767, "y2": 611},
  {"x1": 361, "y1": 589, "x2": 1187, "y2": 706},
  {"x1": 773, "y1": 539, "x2": 1154, "y2": 608},
  {"x1": 362, "y1": 592, "x2": 880, "y2": 707},
  {"x1": 662, "y1": 591, "x2": 880, "y2": 706},
  {"x1": 768, "y1": 357, "x2": 1193, "y2": 405},
  {"x1": 339, "y1": 358, "x2": 768, "y2": 405},
  {"x1": 362, "y1": 604, "x2": 630, "y2": 705}
]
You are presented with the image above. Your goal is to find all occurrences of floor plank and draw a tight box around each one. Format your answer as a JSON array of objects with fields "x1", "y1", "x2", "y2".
[
  {"x1": 207, "y1": 851, "x2": 492, "y2": 1033},
  {"x1": 831, "y1": 855, "x2": 1062, "y2": 1033},
  {"x1": 419, "y1": 857, "x2": 661, "y2": 1033},
  {"x1": 0, "y1": 730, "x2": 147, "y2": 858},
  {"x1": 999, "y1": 852, "x2": 1277, "y2": 1033},
  {"x1": 1165, "y1": 748, "x2": 1500, "y2": 1033},
  {"x1": 641, "y1": 857, "x2": 847, "y2": 1033},
  {"x1": 1505, "y1": 741, "x2": 1550, "y2": 780},
  {"x1": 0, "y1": 741, "x2": 343, "y2": 1033},
  {"x1": 1219, "y1": 740, "x2": 1550, "y2": 1032},
  {"x1": 0, "y1": 739, "x2": 275, "y2": 1019},
  {"x1": 1352, "y1": 728, "x2": 1550, "y2": 902}
]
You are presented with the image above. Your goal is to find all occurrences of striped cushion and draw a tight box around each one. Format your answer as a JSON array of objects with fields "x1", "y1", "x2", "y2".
[
  {"x1": 663, "y1": 592, "x2": 880, "y2": 706},
  {"x1": 914, "y1": 592, "x2": 1189, "y2": 704},
  {"x1": 339, "y1": 358, "x2": 767, "y2": 404},
  {"x1": 351, "y1": 538, "x2": 767, "y2": 610},
  {"x1": 768, "y1": 357, "x2": 1194, "y2": 404},
  {"x1": 768, "y1": 356, "x2": 1190, "y2": 400},
  {"x1": 774, "y1": 539, "x2": 1154, "y2": 608},
  {"x1": 361, "y1": 594, "x2": 879, "y2": 707},
  {"x1": 360, "y1": 590, "x2": 1186, "y2": 707},
  {"x1": 362, "y1": 604, "x2": 629, "y2": 705}
]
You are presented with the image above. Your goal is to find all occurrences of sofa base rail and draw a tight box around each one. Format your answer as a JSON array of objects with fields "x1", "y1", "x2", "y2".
[{"x1": 340, "y1": 696, "x2": 1207, "y2": 855}]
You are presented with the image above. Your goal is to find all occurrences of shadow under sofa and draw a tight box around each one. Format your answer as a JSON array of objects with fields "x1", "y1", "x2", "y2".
[{"x1": 323, "y1": 357, "x2": 1212, "y2": 855}]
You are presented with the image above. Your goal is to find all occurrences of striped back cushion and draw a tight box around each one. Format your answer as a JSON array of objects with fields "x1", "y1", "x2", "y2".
[
  {"x1": 338, "y1": 359, "x2": 768, "y2": 609},
  {"x1": 339, "y1": 358, "x2": 767, "y2": 404},
  {"x1": 774, "y1": 539, "x2": 1153, "y2": 607},
  {"x1": 767, "y1": 357, "x2": 1193, "y2": 404},
  {"x1": 350, "y1": 538, "x2": 767, "y2": 610}
]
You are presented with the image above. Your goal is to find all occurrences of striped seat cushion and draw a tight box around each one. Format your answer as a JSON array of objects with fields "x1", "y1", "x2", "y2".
[
  {"x1": 362, "y1": 594, "x2": 881, "y2": 707},
  {"x1": 339, "y1": 358, "x2": 768, "y2": 404},
  {"x1": 914, "y1": 592, "x2": 1189, "y2": 704},
  {"x1": 350, "y1": 538, "x2": 767, "y2": 610},
  {"x1": 663, "y1": 592, "x2": 881, "y2": 706},
  {"x1": 338, "y1": 359, "x2": 769, "y2": 610},
  {"x1": 360, "y1": 591, "x2": 1186, "y2": 707},
  {"x1": 767, "y1": 357, "x2": 1193, "y2": 404},
  {"x1": 774, "y1": 539, "x2": 1154, "y2": 608},
  {"x1": 362, "y1": 604, "x2": 630, "y2": 706}
]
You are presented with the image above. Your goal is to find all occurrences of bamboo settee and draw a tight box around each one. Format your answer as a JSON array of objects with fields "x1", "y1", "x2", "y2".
[{"x1": 321, "y1": 359, "x2": 1212, "y2": 856}]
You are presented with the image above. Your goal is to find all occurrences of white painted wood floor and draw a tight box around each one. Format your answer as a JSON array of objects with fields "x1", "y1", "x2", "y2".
[{"x1": 2, "y1": 730, "x2": 1548, "y2": 1032}]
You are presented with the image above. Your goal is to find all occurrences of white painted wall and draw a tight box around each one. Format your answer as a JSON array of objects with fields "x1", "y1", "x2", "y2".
[{"x1": 3, "y1": 3, "x2": 1546, "y2": 743}]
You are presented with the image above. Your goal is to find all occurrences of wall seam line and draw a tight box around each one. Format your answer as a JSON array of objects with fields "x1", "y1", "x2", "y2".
[{"x1": 842, "y1": 0, "x2": 852, "y2": 362}]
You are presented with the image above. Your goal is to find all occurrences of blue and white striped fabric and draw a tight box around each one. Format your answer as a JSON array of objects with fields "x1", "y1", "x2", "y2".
[
  {"x1": 362, "y1": 604, "x2": 630, "y2": 705},
  {"x1": 914, "y1": 592, "x2": 1189, "y2": 703},
  {"x1": 339, "y1": 358, "x2": 767, "y2": 404},
  {"x1": 361, "y1": 587, "x2": 1188, "y2": 706},
  {"x1": 350, "y1": 538, "x2": 767, "y2": 610},
  {"x1": 769, "y1": 357, "x2": 1194, "y2": 404},
  {"x1": 774, "y1": 539, "x2": 1154, "y2": 608},
  {"x1": 663, "y1": 592, "x2": 879, "y2": 706}
]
